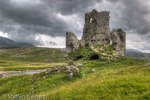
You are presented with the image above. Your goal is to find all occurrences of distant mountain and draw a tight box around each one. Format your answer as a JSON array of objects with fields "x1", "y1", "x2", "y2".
[
  {"x1": 126, "y1": 49, "x2": 142, "y2": 53},
  {"x1": 17, "y1": 43, "x2": 34, "y2": 47},
  {"x1": 0, "y1": 36, "x2": 20, "y2": 48},
  {"x1": 0, "y1": 36, "x2": 34, "y2": 49},
  {"x1": 126, "y1": 49, "x2": 150, "y2": 61},
  {"x1": 126, "y1": 49, "x2": 144, "y2": 57}
]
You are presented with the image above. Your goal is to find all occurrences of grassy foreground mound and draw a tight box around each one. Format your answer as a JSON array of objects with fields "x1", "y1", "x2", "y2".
[
  {"x1": 68, "y1": 44, "x2": 114, "y2": 61},
  {"x1": 43, "y1": 62, "x2": 150, "y2": 100},
  {"x1": 0, "y1": 57, "x2": 148, "y2": 100},
  {"x1": 0, "y1": 45, "x2": 150, "y2": 100}
]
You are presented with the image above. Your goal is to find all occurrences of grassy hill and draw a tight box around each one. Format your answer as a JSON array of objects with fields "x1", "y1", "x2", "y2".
[
  {"x1": 0, "y1": 47, "x2": 66, "y2": 71},
  {"x1": 126, "y1": 49, "x2": 150, "y2": 61},
  {"x1": 0, "y1": 47, "x2": 66, "y2": 62},
  {"x1": 0, "y1": 45, "x2": 150, "y2": 100},
  {"x1": 0, "y1": 36, "x2": 20, "y2": 49},
  {"x1": 0, "y1": 36, "x2": 35, "y2": 49}
]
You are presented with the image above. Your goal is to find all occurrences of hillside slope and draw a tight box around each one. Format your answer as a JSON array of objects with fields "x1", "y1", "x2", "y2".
[
  {"x1": 0, "y1": 36, "x2": 20, "y2": 48},
  {"x1": 42, "y1": 62, "x2": 150, "y2": 100},
  {"x1": 0, "y1": 45, "x2": 149, "y2": 100},
  {"x1": 0, "y1": 47, "x2": 66, "y2": 71},
  {"x1": 0, "y1": 48, "x2": 148, "y2": 100},
  {"x1": 126, "y1": 49, "x2": 150, "y2": 61},
  {"x1": 126, "y1": 49, "x2": 142, "y2": 53},
  {"x1": 17, "y1": 42, "x2": 35, "y2": 47},
  {"x1": 0, "y1": 47, "x2": 66, "y2": 63},
  {"x1": 0, "y1": 36, "x2": 35, "y2": 48}
]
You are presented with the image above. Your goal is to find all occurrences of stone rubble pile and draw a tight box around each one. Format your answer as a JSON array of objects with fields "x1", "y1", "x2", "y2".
[
  {"x1": 66, "y1": 61, "x2": 79, "y2": 78},
  {"x1": 44, "y1": 60, "x2": 83, "y2": 78}
]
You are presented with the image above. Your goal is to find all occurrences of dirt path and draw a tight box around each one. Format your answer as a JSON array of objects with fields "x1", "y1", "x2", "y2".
[
  {"x1": 0, "y1": 69, "x2": 49, "y2": 78},
  {"x1": 0, "y1": 71, "x2": 22, "y2": 74},
  {"x1": 0, "y1": 63, "x2": 65, "y2": 78}
]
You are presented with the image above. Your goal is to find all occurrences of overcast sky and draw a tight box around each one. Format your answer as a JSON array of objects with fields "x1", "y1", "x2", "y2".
[{"x1": 0, "y1": 0, "x2": 150, "y2": 52}]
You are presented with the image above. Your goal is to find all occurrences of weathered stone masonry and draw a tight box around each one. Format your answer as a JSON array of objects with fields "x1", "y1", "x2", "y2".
[{"x1": 66, "y1": 9, "x2": 126, "y2": 56}]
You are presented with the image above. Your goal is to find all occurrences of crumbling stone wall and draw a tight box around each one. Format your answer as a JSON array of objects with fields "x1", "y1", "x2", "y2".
[
  {"x1": 66, "y1": 32, "x2": 79, "y2": 53},
  {"x1": 66, "y1": 9, "x2": 126, "y2": 56},
  {"x1": 111, "y1": 29, "x2": 126, "y2": 56}
]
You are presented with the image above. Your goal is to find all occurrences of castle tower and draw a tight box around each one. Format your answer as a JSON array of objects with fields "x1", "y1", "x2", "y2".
[{"x1": 82, "y1": 9, "x2": 111, "y2": 46}]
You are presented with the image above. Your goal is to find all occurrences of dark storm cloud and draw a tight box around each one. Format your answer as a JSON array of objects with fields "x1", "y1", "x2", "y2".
[
  {"x1": 0, "y1": 0, "x2": 70, "y2": 35},
  {"x1": 0, "y1": 0, "x2": 50, "y2": 26},
  {"x1": 0, "y1": 0, "x2": 149, "y2": 47},
  {"x1": 106, "y1": 0, "x2": 119, "y2": 3},
  {"x1": 107, "y1": 0, "x2": 150, "y2": 35},
  {"x1": 106, "y1": 0, "x2": 150, "y2": 52},
  {"x1": 45, "y1": 0, "x2": 102, "y2": 15},
  {"x1": 0, "y1": 0, "x2": 102, "y2": 45}
]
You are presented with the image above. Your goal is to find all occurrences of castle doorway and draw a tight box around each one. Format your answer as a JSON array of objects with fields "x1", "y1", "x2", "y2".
[
  {"x1": 74, "y1": 55, "x2": 83, "y2": 61},
  {"x1": 88, "y1": 53, "x2": 100, "y2": 60},
  {"x1": 85, "y1": 44, "x2": 89, "y2": 47}
]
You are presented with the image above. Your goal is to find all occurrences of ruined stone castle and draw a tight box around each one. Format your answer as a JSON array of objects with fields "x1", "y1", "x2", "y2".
[{"x1": 66, "y1": 9, "x2": 126, "y2": 56}]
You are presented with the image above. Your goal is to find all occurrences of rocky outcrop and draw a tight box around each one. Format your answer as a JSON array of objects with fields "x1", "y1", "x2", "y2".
[{"x1": 66, "y1": 9, "x2": 126, "y2": 56}]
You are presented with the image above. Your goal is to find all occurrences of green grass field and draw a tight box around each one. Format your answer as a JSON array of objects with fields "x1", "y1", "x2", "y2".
[
  {"x1": 0, "y1": 47, "x2": 65, "y2": 62},
  {"x1": 0, "y1": 47, "x2": 65, "y2": 71},
  {"x1": 0, "y1": 46, "x2": 150, "y2": 100}
]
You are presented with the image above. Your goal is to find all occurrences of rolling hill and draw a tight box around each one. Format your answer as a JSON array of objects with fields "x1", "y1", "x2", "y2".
[
  {"x1": 0, "y1": 36, "x2": 20, "y2": 48},
  {"x1": 126, "y1": 49, "x2": 150, "y2": 61},
  {"x1": 0, "y1": 36, "x2": 34, "y2": 48},
  {"x1": 0, "y1": 44, "x2": 149, "y2": 100},
  {"x1": 0, "y1": 47, "x2": 66, "y2": 71},
  {"x1": 0, "y1": 47, "x2": 66, "y2": 63},
  {"x1": 126, "y1": 49, "x2": 142, "y2": 53}
]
